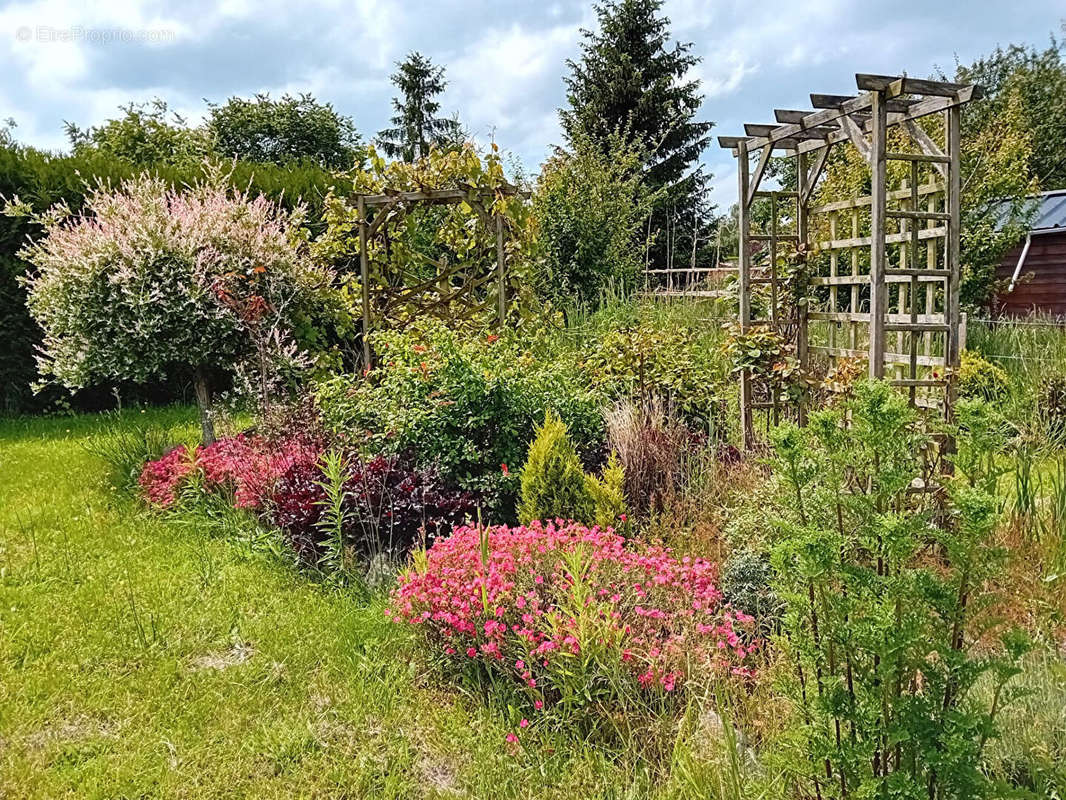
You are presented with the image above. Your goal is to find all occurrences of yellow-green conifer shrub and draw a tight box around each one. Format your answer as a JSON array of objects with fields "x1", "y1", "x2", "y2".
[
  {"x1": 518, "y1": 412, "x2": 628, "y2": 528},
  {"x1": 586, "y1": 453, "x2": 626, "y2": 529}
]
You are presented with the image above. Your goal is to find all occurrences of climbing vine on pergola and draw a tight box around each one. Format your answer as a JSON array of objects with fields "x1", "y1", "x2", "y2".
[
  {"x1": 353, "y1": 182, "x2": 524, "y2": 365},
  {"x1": 719, "y1": 72, "x2": 981, "y2": 448},
  {"x1": 314, "y1": 145, "x2": 529, "y2": 367}
]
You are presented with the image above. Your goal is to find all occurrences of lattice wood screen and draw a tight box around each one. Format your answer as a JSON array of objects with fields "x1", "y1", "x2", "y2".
[{"x1": 719, "y1": 73, "x2": 979, "y2": 447}]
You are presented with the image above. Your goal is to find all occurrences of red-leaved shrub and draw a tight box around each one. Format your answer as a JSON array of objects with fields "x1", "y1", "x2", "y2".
[
  {"x1": 138, "y1": 434, "x2": 318, "y2": 510},
  {"x1": 389, "y1": 521, "x2": 758, "y2": 717},
  {"x1": 268, "y1": 452, "x2": 479, "y2": 564},
  {"x1": 138, "y1": 445, "x2": 196, "y2": 506},
  {"x1": 139, "y1": 435, "x2": 478, "y2": 566}
]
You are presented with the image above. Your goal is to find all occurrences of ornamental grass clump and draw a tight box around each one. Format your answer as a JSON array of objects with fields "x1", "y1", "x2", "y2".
[{"x1": 389, "y1": 521, "x2": 759, "y2": 732}]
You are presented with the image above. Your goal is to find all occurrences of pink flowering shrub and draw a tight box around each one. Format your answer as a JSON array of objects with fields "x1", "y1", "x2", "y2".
[
  {"x1": 389, "y1": 521, "x2": 759, "y2": 723},
  {"x1": 138, "y1": 434, "x2": 318, "y2": 510}
]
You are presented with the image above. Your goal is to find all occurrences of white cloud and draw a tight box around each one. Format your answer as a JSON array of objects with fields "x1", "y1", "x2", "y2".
[{"x1": 448, "y1": 20, "x2": 582, "y2": 149}]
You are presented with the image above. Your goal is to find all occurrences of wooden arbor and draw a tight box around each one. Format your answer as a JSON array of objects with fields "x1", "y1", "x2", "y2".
[
  {"x1": 719, "y1": 73, "x2": 981, "y2": 447},
  {"x1": 354, "y1": 184, "x2": 522, "y2": 366}
]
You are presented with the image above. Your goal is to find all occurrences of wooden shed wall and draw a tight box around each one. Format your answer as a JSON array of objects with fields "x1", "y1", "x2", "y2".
[{"x1": 994, "y1": 230, "x2": 1066, "y2": 317}]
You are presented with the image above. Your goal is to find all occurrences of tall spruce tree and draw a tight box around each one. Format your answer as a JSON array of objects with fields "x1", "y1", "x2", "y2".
[
  {"x1": 561, "y1": 0, "x2": 711, "y2": 195},
  {"x1": 377, "y1": 53, "x2": 464, "y2": 161},
  {"x1": 561, "y1": 0, "x2": 713, "y2": 270}
]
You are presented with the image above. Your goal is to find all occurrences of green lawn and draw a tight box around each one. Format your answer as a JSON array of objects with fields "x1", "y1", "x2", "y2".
[
  {"x1": 0, "y1": 408, "x2": 663, "y2": 799},
  {"x1": 7, "y1": 408, "x2": 1062, "y2": 799}
]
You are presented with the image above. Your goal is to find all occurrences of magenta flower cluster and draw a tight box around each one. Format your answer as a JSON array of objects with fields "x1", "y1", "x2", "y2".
[
  {"x1": 138, "y1": 434, "x2": 318, "y2": 509},
  {"x1": 388, "y1": 521, "x2": 759, "y2": 702}
]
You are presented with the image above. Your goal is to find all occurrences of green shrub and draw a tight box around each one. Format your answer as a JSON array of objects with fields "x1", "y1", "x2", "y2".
[
  {"x1": 587, "y1": 452, "x2": 627, "y2": 530},
  {"x1": 531, "y1": 125, "x2": 658, "y2": 309},
  {"x1": 957, "y1": 351, "x2": 1011, "y2": 401},
  {"x1": 518, "y1": 411, "x2": 594, "y2": 524},
  {"x1": 768, "y1": 382, "x2": 1029, "y2": 799},
  {"x1": 719, "y1": 550, "x2": 781, "y2": 631},
  {"x1": 518, "y1": 412, "x2": 627, "y2": 528},
  {"x1": 1038, "y1": 373, "x2": 1066, "y2": 435},
  {"x1": 583, "y1": 322, "x2": 726, "y2": 426},
  {"x1": 313, "y1": 320, "x2": 605, "y2": 519}
]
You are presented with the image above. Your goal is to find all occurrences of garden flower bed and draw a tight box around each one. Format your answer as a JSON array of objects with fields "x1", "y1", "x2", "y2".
[{"x1": 389, "y1": 520, "x2": 758, "y2": 717}]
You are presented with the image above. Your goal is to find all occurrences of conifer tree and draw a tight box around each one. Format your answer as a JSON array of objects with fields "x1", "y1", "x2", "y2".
[
  {"x1": 377, "y1": 52, "x2": 464, "y2": 161},
  {"x1": 561, "y1": 0, "x2": 712, "y2": 199}
]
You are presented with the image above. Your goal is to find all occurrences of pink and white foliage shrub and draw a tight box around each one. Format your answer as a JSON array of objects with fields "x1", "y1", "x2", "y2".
[
  {"x1": 139, "y1": 434, "x2": 319, "y2": 510},
  {"x1": 15, "y1": 170, "x2": 327, "y2": 390},
  {"x1": 389, "y1": 521, "x2": 759, "y2": 712}
]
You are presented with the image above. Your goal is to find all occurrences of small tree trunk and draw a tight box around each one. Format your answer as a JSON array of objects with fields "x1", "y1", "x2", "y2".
[{"x1": 193, "y1": 367, "x2": 215, "y2": 446}]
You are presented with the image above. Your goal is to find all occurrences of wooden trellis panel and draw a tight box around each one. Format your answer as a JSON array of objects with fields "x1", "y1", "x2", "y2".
[
  {"x1": 719, "y1": 73, "x2": 979, "y2": 447},
  {"x1": 354, "y1": 185, "x2": 521, "y2": 367}
]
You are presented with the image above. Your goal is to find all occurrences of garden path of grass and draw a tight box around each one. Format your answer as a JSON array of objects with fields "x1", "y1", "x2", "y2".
[{"x1": 0, "y1": 408, "x2": 645, "y2": 799}]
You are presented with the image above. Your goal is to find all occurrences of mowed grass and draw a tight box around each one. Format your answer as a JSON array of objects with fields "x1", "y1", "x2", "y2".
[{"x1": 0, "y1": 408, "x2": 658, "y2": 799}]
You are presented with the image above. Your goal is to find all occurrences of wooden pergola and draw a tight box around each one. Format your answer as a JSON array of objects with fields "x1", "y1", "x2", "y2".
[
  {"x1": 355, "y1": 184, "x2": 522, "y2": 367},
  {"x1": 719, "y1": 72, "x2": 981, "y2": 447}
]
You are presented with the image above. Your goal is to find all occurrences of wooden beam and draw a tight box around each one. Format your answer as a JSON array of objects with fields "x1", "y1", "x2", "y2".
[
  {"x1": 360, "y1": 184, "x2": 521, "y2": 207},
  {"x1": 802, "y1": 146, "x2": 830, "y2": 207},
  {"x1": 358, "y1": 194, "x2": 371, "y2": 369},
  {"x1": 746, "y1": 144, "x2": 774, "y2": 206},
  {"x1": 811, "y1": 93, "x2": 915, "y2": 113},
  {"x1": 745, "y1": 123, "x2": 836, "y2": 140},
  {"x1": 869, "y1": 91, "x2": 888, "y2": 379},
  {"x1": 855, "y1": 73, "x2": 977, "y2": 98},
  {"x1": 794, "y1": 88, "x2": 979, "y2": 156},
  {"x1": 796, "y1": 149, "x2": 809, "y2": 424},
  {"x1": 720, "y1": 80, "x2": 977, "y2": 156},
  {"x1": 774, "y1": 109, "x2": 830, "y2": 124},
  {"x1": 946, "y1": 104, "x2": 962, "y2": 371},
  {"x1": 810, "y1": 182, "x2": 940, "y2": 214},
  {"x1": 840, "y1": 114, "x2": 871, "y2": 162},
  {"x1": 495, "y1": 213, "x2": 506, "y2": 328},
  {"x1": 737, "y1": 140, "x2": 753, "y2": 448},
  {"x1": 903, "y1": 119, "x2": 948, "y2": 178},
  {"x1": 741, "y1": 89, "x2": 890, "y2": 152},
  {"x1": 719, "y1": 134, "x2": 798, "y2": 152}
]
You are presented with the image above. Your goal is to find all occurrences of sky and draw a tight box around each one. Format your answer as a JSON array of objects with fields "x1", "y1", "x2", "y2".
[{"x1": 1, "y1": 0, "x2": 1063, "y2": 210}]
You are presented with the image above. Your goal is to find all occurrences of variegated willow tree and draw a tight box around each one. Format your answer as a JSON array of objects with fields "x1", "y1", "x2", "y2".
[{"x1": 9, "y1": 167, "x2": 332, "y2": 444}]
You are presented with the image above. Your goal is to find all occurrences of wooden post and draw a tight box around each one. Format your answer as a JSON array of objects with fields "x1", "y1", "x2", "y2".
[
  {"x1": 945, "y1": 104, "x2": 962, "y2": 416},
  {"x1": 358, "y1": 195, "x2": 371, "y2": 370},
  {"x1": 193, "y1": 366, "x2": 215, "y2": 446},
  {"x1": 737, "y1": 141, "x2": 753, "y2": 448},
  {"x1": 796, "y1": 152, "x2": 809, "y2": 424},
  {"x1": 495, "y1": 212, "x2": 506, "y2": 327},
  {"x1": 868, "y1": 90, "x2": 888, "y2": 379}
]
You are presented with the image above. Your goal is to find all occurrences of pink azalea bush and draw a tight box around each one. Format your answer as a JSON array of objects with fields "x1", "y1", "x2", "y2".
[
  {"x1": 389, "y1": 521, "x2": 759, "y2": 721},
  {"x1": 138, "y1": 434, "x2": 318, "y2": 510}
]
